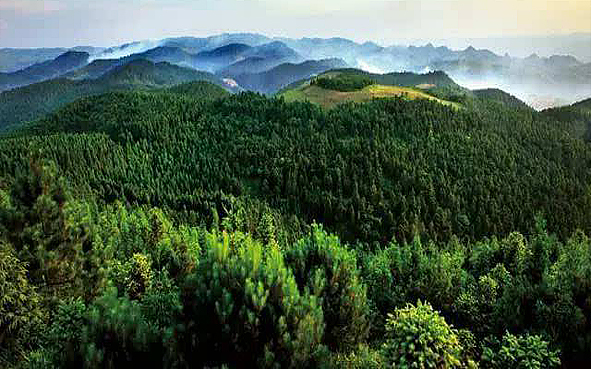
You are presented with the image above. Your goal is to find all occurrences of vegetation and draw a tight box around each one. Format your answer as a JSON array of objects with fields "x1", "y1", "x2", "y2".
[
  {"x1": 473, "y1": 89, "x2": 532, "y2": 110},
  {"x1": 0, "y1": 60, "x2": 228, "y2": 132},
  {"x1": 281, "y1": 83, "x2": 459, "y2": 109},
  {"x1": 311, "y1": 74, "x2": 374, "y2": 92},
  {"x1": 382, "y1": 301, "x2": 464, "y2": 368},
  {"x1": 1, "y1": 85, "x2": 590, "y2": 368}
]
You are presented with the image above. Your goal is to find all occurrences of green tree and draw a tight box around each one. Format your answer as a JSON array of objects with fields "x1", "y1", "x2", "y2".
[{"x1": 382, "y1": 301, "x2": 463, "y2": 369}]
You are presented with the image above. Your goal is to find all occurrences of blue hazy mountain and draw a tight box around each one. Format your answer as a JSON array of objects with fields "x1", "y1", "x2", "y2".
[
  {"x1": 0, "y1": 51, "x2": 90, "y2": 91},
  {"x1": 232, "y1": 58, "x2": 348, "y2": 94}
]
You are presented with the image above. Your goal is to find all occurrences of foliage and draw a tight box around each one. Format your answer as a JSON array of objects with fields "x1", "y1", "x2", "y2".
[
  {"x1": 0, "y1": 84, "x2": 591, "y2": 367},
  {"x1": 181, "y1": 231, "x2": 325, "y2": 368},
  {"x1": 312, "y1": 74, "x2": 374, "y2": 92},
  {"x1": 480, "y1": 332, "x2": 560, "y2": 369},
  {"x1": 382, "y1": 301, "x2": 463, "y2": 369},
  {"x1": 285, "y1": 224, "x2": 369, "y2": 351},
  {"x1": 0, "y1": 242, "x2": 44, "y2": 363},
  {"x1": 328, "y1": 344, "x2": 384, "y2": 369}
]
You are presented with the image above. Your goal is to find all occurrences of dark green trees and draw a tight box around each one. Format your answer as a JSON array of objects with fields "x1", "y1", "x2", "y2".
[
  {"x1": 182, "y1": 231, "x2": 325, "y2": 368},
  {"x1": 285, "y1": 224, "x2": 369, "y2": 352}
]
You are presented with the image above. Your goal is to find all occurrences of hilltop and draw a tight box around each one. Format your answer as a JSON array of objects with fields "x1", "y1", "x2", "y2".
[{"x1": 279, "y1": 69, "x2": 461, "y2": 108}]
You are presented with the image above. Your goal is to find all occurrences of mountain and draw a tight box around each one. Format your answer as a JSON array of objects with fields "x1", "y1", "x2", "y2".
[
  {"x1": 572, "y1": 97, "x2": 591, "y2": 110},
  {"x1": 219, "y1": 57, "x2": 275, "y2": 76},
  {"x1": 278, "y1": 37, "x2": 383, "y2": 66},
  {"x1": 0, "y1": 51, "x2": 90, "y2": 92},
  {"x1": 4, "y1": 33, "x2": 589, "y2": 108},
  {"x1": 0, "y1": 46, "x2": 103, "y2": 73},
  {"x1": 192, "y1": 43, "x2": 253, "y2": 72},
  {"x1": 233, "y1": 58, "x2": 348, "y2": 94},
  {"x1": 162, "y1": 33, "x2": 272, "y2": 53},
  {"x1": 192, "y1": 42, "x2": 300, "y2": 73},
  {"x1": 64, "y1": 59, "x2": 121, "y2": 80},
  {"x1": 218, "y1": 42, "x2": 301, "y2": 76},
  {"x1": 3, "y1": 51, "x2": 591, "y2": 368},
  {"x1": 283, "y1": 68, "x2": 462, "y2": 94},
  {"x1": 245, "y1": 41, "x2": 299, "y2": 60},
  {"x1": 122, "y1": 46, "x2": 195, "y2": 67},
  {"x1": 0, "y1": 59, "x2": 233, "y2": 132},
  {"x1": 108, "y1": 41, "x2": 301, "y2": 74},
  {"x1": 472, "y1": 88, "x2": 532, "y2": 110}
]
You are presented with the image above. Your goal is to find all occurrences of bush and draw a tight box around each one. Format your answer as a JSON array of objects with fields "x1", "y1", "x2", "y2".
[
  {"x1": 481, "y1": 332, "x2": 560, "y2": 369},
  {"x1": 0, "y1": 242, "x2": 44, "y2": 363},
  {"x1": 80, "y1": 288, "x2": 166, "y2": 369},
  {"x1": 382, "y1": 301, "x2": 463, "y2": 369},
  {"x1": 328, "y1": 344, "x2": 384, "y2": 369},
  {"x1": 181, "y1": 230, "x2": 325, "y2": 367},
  {"x1": 285, "y1": 224, "x2": 369, "y2": 352}
]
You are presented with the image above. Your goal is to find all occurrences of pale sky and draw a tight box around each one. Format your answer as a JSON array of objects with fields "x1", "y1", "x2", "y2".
[{"x1": 0, "y1": 0, "x2": 590, "y2": 48}]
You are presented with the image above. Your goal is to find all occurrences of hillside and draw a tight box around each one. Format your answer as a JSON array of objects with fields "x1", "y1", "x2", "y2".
[
  {"x1": 282, "y1": 83, "x2": 459, "y2": 109},
  {"x1": 0, "y1": 60, "x2": 230, "y2": 132},
  {"x1": 233, "y1": 58, "x2": 348, "y2": 94},
  {"x1": 158, "y1": 80, "x2": 231, "y2": 99},
  {"x1": 541, "y1": 97, "x2": 591, "y2": 141},
  {"x1": 572, "y1": 97, "x2": 591, "y2": 110},
  {"x1": 64, "y1": 59, "x2": 121, "y2": 80},
  {"x1": 1, "y1": 82, "x2": 591, "y2": 368},
  {"x1": 472, "y1": 88, "x2": 533, "y2": 110},
  {"x1": 279, "y1": 69, "x2": 462, "y2": 108}
]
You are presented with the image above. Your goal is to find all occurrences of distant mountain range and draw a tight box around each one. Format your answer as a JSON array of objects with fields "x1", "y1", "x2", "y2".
[
  {"x1": 0, "y1": 51, "x2": 90, "y2": 91},
  {"x1": 232, "y1": 58, "x2": 348, "y2": 94},
  {"x1": 0, "y1": 32, "x2": 589, "y2": 108},
  {"x1": 0, "y1": 59, "x2": 234, "y2": 132}
]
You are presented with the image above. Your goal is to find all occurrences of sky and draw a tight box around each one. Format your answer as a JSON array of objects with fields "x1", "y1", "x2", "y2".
[{"x1": 0, "y1": 0, "x2": 590, "y2": 48}]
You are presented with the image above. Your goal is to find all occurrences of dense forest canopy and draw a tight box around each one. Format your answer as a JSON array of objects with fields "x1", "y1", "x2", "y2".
[
  {"x1": 311, "y1": 74, "x2": 375, "y2": 92},
  {"x1": 1, "y1": 80, "x2": 590, "y2": 368}
]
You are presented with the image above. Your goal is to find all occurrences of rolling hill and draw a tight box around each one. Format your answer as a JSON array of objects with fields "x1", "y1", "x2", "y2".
[
  {"x1": 282, "y1": 81, "x2": 458, "y2": 109},
  {"x1": 0, "y1": 60, "x2": 232, "y2": 132},
  {"x1": 279, "y1": 69, "x2": 461, "y2": 108}
]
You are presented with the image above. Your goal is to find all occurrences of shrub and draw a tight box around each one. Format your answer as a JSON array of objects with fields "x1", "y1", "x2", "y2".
[
  {"x1": 481, "y1": 332, "x2": 560, "y2": 369},
  {"x1": 328, "y1": 344, "x2": 384, "y2": 369},
  {"x1": 181, "y1": 230, "x2": 325, "y2": 368},
  {"x1": 0, "y1": 242, "x2": 44, "y2": 363},
  {"x1": 285, "y1": 224, "x2": 369, "y2": 352},
  {"x1": 80, "y1": 288, "x2": 165, "y2": 369},
  {"x1": 382, "y1": 301, "x2": 463, "y2": 369}
]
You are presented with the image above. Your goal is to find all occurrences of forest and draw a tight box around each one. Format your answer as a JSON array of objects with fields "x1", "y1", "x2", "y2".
[
  {"x1": 311, "y1": 74, "x2": 375, "y2": 92},
  {"x1": 1, "y1": 83, "x2": 590, "y2": 368}
]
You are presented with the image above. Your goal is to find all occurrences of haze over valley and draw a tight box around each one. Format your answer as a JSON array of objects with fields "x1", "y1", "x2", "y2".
[{"x1": 1, "y1": 32, "x2": 590, "y2": 112}]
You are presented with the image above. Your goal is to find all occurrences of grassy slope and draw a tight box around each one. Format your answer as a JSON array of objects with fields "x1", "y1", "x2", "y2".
[{"x1": 281, "y1": 83, "x2": 460, "y2": 109}]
